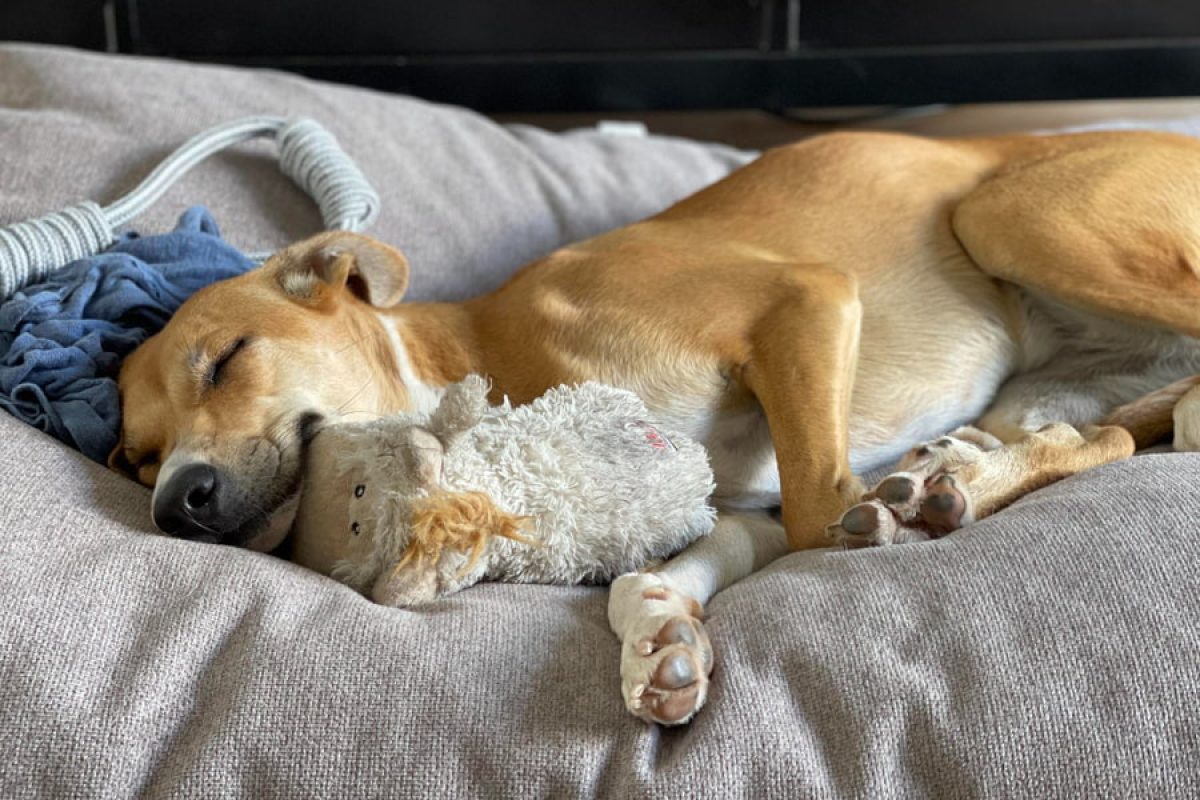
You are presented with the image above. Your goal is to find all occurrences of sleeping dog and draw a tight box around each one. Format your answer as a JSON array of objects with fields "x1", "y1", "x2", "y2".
[{"x1": 113, "y1": 130, "x2": 1200, "y2": 725}]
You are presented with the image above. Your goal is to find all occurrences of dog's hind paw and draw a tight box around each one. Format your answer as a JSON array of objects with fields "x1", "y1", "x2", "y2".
[
  {"x1": 825, "y1": 426, "x2": 999, "y2": 548},
  {"x1": 825, "y1": 493, "x2": 933, "y2": 548},
  {"x1": 826, "y1": 423, "x2": 1133, "y2": 548},
  {"x1": 609, "y1": 573, "x2": 712, "y2": 726}
]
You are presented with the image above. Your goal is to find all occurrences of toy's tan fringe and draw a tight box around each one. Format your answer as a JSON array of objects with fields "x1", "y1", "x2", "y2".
[{"x1": 394, "y1": 491, "x2": 535, "y2": 579}]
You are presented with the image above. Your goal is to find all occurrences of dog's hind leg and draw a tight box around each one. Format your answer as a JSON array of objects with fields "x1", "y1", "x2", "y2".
[
  {"x1": 826, "y1": 422, "x2": 1134, "y2": 547},
  {"x1": 953, "y1": 134, "x2": 1200, "y2": 340},
  {"x1": 1102, "y1": 375, "x2": 1200, "y2": 450},
  {"x1": 608, "y1": 511, "x2": 788, "y2": 725},
  {"x1": 951, "y1": 134, "x2": 1200, "y2": 449}
]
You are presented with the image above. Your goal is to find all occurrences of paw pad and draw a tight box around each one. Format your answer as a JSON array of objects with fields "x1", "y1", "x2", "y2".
[
  {"x1": 919, "y1": 475, "x2": 968, "y2": 533},
  {"x1": 840, "y1": 503, "x2": 882, "y2": 536},
  {"x1": 827, "y1": 432, "x2": 991, "y2": 548},
  {"x1": 619, "y1": 595, "x2": 713, "y2": 726},
  {"x1": 653, "y1": 650, "x2": 698, "y2": 690},
  {"x1": 875, "y1": 475, "x2": 917, "y2": 505}
]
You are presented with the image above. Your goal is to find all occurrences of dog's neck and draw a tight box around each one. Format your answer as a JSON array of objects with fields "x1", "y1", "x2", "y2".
[{"x1": 373, "y1": 302, "x2": 484, "y2": 415}]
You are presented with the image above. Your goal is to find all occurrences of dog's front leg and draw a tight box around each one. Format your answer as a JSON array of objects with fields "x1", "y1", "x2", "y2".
[
  {"x1": 742, "y1": 267, "x2": 864, "y2": 551},
  {"x1": 609, "y1": 511, "x2": 789, "y2": 725}
]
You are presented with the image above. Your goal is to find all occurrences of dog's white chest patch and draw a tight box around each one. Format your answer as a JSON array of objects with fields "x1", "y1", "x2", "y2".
[{"x1": 376, "y1": 315, "x2": 445, "y2": 417}]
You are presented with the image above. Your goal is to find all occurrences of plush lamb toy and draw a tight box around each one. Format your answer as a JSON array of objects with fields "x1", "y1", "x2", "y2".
[{"x1": 290, "y1": 376, "x2": 716, "y2": 607}]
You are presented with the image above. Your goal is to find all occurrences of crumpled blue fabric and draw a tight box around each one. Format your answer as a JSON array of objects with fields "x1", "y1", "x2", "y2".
[{"x1": 0, "y1": 207, "x2": 254, "y2": 464}]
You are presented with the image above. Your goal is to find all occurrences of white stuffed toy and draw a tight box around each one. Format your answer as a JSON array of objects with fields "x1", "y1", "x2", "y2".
[{"x1": 290, "y1": 376, "x2": 716, "y2": 607}]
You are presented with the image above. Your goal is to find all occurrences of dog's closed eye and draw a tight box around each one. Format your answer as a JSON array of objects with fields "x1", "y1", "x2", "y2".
[{"x1": 207, "y1": 336, "x2": 250, "y2": 386}]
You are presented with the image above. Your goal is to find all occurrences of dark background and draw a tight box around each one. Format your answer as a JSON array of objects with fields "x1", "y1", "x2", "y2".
[{"x1": 5, "y1": 0, "x2": 1200, "y2": 112}]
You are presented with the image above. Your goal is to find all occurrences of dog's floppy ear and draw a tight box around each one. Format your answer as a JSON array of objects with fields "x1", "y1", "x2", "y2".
[
  {"x1": 107, "y1": 433, "x2": 136, "y2": 479},
  {"x1": 275, "y1": 231, "x2": 410, "y2": 308}
]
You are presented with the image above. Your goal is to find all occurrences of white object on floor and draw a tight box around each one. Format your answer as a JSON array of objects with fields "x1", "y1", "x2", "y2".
[{"x1": 597, "y1": 120, "x2": 649, "y2": 137}]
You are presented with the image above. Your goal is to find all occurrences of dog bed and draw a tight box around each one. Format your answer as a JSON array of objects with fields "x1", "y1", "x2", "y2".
[{"x1": 2, "y1": 44, "x2": 1199, "y2": 799}]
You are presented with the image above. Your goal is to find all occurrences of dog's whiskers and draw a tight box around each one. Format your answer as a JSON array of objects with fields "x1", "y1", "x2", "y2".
[
  {"x1": 335, "y1": 409, "x2": 385, "y2": 420},
  {"x1": 333, "y1": 330, "x2": 376, "y2": 355},
  {"x1": 335, "y1": 376, "x2": 374, "y2": 417}
]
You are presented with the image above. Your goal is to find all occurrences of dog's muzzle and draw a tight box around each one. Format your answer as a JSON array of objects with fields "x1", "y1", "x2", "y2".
[
  {"x1": 152, "y1": 462, "x2": 232, "y2": 543},
  {"x1": 151, "y1": 413, "x2": 321, "y2": 545}
]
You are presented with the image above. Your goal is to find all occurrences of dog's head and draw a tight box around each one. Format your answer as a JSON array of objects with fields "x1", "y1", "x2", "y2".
[{"x1": 113, "y1": 231, "x2": 419, "y2": 551}]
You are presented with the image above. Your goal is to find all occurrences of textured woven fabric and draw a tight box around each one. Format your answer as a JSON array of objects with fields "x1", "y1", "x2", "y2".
[
  {"x1": 2, "y1": 43, "x2": 1200, "y2": 799},
  {"x1": 2, "y1": 411, "x2": 1198, "y2": 798}
]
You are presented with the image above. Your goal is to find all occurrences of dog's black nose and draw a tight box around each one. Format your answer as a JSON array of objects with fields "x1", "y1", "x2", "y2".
[{"x1": 153, "y1": 463, "x2": 224, "y2": 541}]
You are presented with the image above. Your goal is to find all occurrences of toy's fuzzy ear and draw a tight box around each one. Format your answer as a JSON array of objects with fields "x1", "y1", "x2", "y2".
[
  {"x1": 271, "y1": 230, "x2": 410, "y2": 308},
  {"x1": 403, "y1": 427, "x2": 445, "y2": 489},
  {"x1": 428, "y1": 375, "x2": 491, "y2": 444}
]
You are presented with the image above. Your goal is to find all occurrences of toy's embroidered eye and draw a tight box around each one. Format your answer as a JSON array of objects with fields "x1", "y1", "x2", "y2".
[
  {"x1": 351, "y1": 521, "x2": 361, "y2": 535},
  {"x1": 354, "y1": 484, "x2": 365, "y2": 498}
]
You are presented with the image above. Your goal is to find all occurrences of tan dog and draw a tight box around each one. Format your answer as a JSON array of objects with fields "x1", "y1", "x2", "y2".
[{"x1": 115, "y1": 130, "x2": 1200, "y2": 725}]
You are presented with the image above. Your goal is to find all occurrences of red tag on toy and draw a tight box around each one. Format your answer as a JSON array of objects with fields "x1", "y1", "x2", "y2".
[{"x1": 635, "y1": 420, "x2": 677, "y2": 452}]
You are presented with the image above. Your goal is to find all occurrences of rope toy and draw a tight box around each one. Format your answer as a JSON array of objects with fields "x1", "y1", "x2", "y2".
[{"x1": 0, "y1": 116, "x2": 380, "y2": 301}]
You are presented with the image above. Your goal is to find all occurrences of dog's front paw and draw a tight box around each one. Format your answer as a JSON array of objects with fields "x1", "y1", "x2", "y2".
[{"x1": 609, "y1": 573, "x2": 712, "y2": 725}]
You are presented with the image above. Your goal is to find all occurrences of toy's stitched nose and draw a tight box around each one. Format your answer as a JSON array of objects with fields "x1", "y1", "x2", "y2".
[{"x1": 153, "y1": 463, "x2": 225, "y2": 541}]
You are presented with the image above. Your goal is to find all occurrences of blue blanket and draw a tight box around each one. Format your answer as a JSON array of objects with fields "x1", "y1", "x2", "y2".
[{"x1": 0, "y1": 207, "x2": 254, "y2": 464}]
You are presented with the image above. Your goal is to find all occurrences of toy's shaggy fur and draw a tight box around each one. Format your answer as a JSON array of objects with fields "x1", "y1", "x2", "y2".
[{"x1": 291, "y1": 376, "x2": 717, "y2": 606}]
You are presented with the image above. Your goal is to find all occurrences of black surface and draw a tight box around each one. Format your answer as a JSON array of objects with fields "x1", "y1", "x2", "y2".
[
  {"x1": 799, "y1": 0, "x2": 1200, "y2": 47},
  {"x1": 10, "y1": 0, "x2": 1200, "y2": 112},
  {"x1": 123, "y1": 0, "x2": 768, "y2": 57},
  {"x1": 264, "y1": 42, "x2": 1200, "y2": 112},
  {"x1": 0, "y1": 0, "x2": 108, "y2": 50}
]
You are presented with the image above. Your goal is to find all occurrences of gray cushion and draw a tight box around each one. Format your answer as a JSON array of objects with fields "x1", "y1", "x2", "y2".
[
  {"x1": 2, "y1": 44, "x2": 1200, "y2": 798},
  {"x1": 4, "y1": 400, "x2": 1199, "y2": 797}
]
